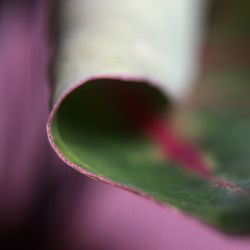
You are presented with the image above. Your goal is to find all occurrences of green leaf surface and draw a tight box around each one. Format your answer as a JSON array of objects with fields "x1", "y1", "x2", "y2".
[{"x1": 48, "y1": 0, "x2": 250, "y2": 234}]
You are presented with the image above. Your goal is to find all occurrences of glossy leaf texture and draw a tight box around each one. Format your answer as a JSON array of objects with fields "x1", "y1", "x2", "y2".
[{"x1": 48, "y1": 0, "x2": 250, "y2": 234}]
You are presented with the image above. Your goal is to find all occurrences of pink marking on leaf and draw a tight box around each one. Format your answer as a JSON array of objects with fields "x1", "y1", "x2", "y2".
[
  {"x1": 143, "y1": 118, "x2": 211, "y2": 178},
  {"x1": 114, "y1": 81, "x2": 211, "y2": 178}
]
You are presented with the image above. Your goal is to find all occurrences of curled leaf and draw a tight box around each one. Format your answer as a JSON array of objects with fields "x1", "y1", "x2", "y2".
[{"x1": 48, "y1": 0, "x2": 250, "y2": 234}]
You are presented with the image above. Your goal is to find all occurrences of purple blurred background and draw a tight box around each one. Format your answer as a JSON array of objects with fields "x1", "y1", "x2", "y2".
[{"x1": 1, "y1": 1, "x2": 250, "y2": 249}]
